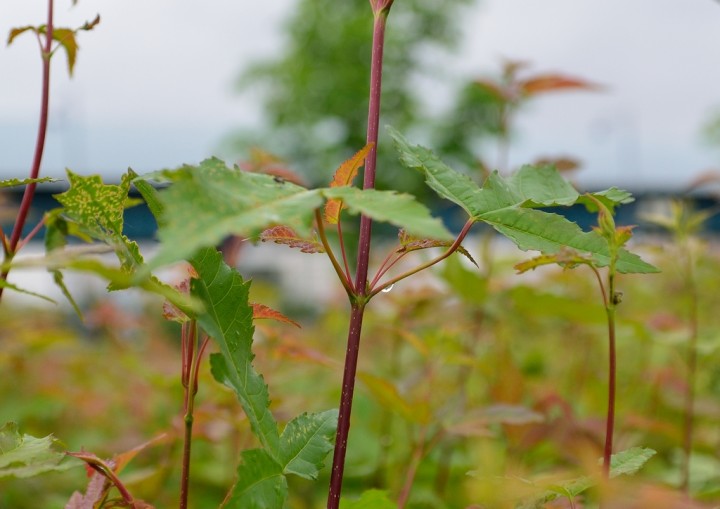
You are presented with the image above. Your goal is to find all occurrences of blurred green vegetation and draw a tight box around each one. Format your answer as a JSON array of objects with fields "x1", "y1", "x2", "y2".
[
  {"x1": 228, "y1": 0, "x2": 473, "y2": 197},
  {"x1": 2, "y1": 233, "x2": 720, "y2": 507}
]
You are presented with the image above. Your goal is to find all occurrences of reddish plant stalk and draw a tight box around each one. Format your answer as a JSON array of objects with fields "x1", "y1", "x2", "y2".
[
  {"x1": 327, "y1": 8, "x2": 390, "y2": 508},
  {"x1": 602, "y1": 306, "x2": 616, "y2": 478},
  {"x1": 681, "y1": 251, "x2": 699, "y2": 494},
  {"x1": 0, "y1": 0, "x2": 55, "y2": 301}
]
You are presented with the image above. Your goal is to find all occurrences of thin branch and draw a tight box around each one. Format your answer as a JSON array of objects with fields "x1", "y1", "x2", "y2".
[
  {"x1": 336, "y1": 220, "x2": 352, "y2": 284},
  {"x1": 368, "y1": 219, "x2": 474, "y2": 299},
  {"x1": 315, "y1": 209, "x2": 355, "y2": 297}
]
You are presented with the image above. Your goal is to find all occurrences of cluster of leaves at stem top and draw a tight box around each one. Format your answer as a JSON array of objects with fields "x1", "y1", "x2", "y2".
[{"x1": 387, "y1": 126, "x2": 658, "y2": 275}]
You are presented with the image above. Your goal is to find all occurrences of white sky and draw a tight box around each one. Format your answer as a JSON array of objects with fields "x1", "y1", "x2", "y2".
[{"x1": 2, "y1": 0, "x2": 720, "y2": 190}]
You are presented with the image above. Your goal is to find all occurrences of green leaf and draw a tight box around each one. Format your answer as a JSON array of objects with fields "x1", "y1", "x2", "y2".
[
  {"x1": 608, "y1": 447, "x2": 656, "y2": 478},
  {"x1": 323, "y1": 187, "x2": 452, "y2": 241},
  {"x1": 279, "y1": 409, "x2": 337, "y2": 479},
  {"x1": 53, "y1": 170, "x2": 143, "y2": 273},
  {"x1": 389, "y1": 126, "x2": 483, "y2": 217},
  {"x1": 0, "y1": 176, "x2": 56, "y2": 188},
  {"x1": 143, "y1": 158, "x2": 324, "y2": 269},
  {"x1": 0, "y1": 422, "x2": 76, "y2": 478},
  {"x1": 0, "y1": 279, "x2": 55, "y2": 304},
  {"x1": 578, "y1": 187, "x2": 634, "y2": 213},
  {"x1": 480, "y1": 207, "x2": 658, "y2": 274},
  {"x1": 223, "y1": 449, "x2": 288, "y2": 509},
  {"x1": 340, "y1": 489, "x2": 398, "y2": 509},
  {"x1": 129, "y1": 169, "x2": 165, "y2": 227},
  {"x1": 190, "y1": 248, "x2": 280, "y2": 456}
]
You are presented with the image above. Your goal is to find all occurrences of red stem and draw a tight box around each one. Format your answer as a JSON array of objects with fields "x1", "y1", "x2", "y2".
[
  {"x1": 602, "y1": 290, "x2": 617, "y2": 478},
  {"x1": 0, "y1": 0, "x2": 54, "y2": 301},
  {"x1": 327, "y1": 303, "x2": 366, "y2": 508},
  {"x1": 327, "y1": 12, "x2": 390, "y2": 508}
]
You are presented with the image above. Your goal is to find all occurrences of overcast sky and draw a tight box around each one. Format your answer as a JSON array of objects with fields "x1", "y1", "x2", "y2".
[{"x1": 2, "y1": 0, "x2": 720, "y2": 191}]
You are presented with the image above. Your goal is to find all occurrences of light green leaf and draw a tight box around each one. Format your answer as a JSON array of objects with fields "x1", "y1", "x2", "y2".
[
  {"x1": 340, "y1": 489, "x2": 398, "y2": 509},
  {"x1": 389, "y1": 126, "x2": 483, "y2": 217},
  {"x1": 323, "y1": 187, "x2": 452, "y2": 241},
  {"x1": 0, "y1": 422, "x2": 77, "y2": 478},
  {"x1": 578, "y1": 187, "x2": 634, "y2": 213},
  {"x1": 0, "y1": 177, "x2": 56, "y2": 188},
  {"x1": 223, "y1": 449, "x2": 287, "y2": 509},
  {"x1": 190, "y1": 248, "x2": 280, "y2": 456},
  {"x1": 279, "y1": 409, "x2": 337, "y2": 479},
  {"x1": 143, "y1": 158, "x2": 323, "y2": 269},
  {"x1": 129, "y1": 169, "x2": 165, "y2": 227},
  {"x1": 480, "y1": 207, "x2": 658, "y2": 274},
  {"x1": 608, "y1": 447, "x2": 656, "y2": 478},
  {"x1": 0, "y1": 279, "x2": 55, "y2": 304}
]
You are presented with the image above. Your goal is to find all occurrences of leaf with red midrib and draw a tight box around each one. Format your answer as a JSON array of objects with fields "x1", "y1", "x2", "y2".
[
  {"x1": 252, "y1": 303, "x2": 301, "y2": 328},
  {"x1": 259, "y1": 225, "x2": 324, "y2": 254},
  {"x1": 324, "y1": 143, "x2": 373, "y2": 224}
]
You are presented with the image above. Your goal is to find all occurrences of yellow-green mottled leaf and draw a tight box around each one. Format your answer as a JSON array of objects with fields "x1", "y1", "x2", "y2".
[{"x1": 0, "y1": 177, "x2": 56, "y2": 188}]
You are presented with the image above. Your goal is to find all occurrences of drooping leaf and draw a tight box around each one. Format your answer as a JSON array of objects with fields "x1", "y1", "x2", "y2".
[
  {"x1": 65, "y1": 470, "x2": 107, "y2": 509},
  {"x1": 259, "y1": 225, "x2": 324, "y2": 254},
  {"x1": 0, "y1": 422, "x2": 76, "y2": 478},
  {"x1": 0, "y1": 176, "x2": 56, "y2": 188},
  {"x1": 190, "y1": 248, "x2": 280, "y2": 456},
  {"x1": 7, "y1": 26, "x2": 37, "y2": 45},
  {"x1": 51, "y1": 28, "x2": 79, "y2": 75},
  {"x1": 340, "y1": 489, "x2": 397, "y2": 509},
  {"x1": 223, "y1": 449, "x2": 287, "y2": 509},
  {"x1": 325, "y1": 143, "x2": 373, "y2": 223},
  {"x1": 141, "y1": 158, "x2": 324, "y2": 269},
  {"x1": 323, "y1": 187, "x2": 452, "y2": 241},
  {"x1": 279, "y1": 409, "x2": 337, "y2": 479}
]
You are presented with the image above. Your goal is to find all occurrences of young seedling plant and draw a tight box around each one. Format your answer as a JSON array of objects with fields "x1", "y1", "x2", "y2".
[{"x1": 2, "y1": 0, "x2": 667, "y2": 508}]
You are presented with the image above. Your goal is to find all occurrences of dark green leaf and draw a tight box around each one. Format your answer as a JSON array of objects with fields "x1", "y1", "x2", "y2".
[{"x1": 190, "y1": 248, "x2": 280, "y2": 456}]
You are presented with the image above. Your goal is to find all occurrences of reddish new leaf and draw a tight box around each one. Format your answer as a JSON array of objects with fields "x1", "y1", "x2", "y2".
[
  {"x1": 324, "y1": 143, "x2": 373, "y2": 224},
  {"x1": 162, "y1": 266, "x2": 198, "y2": 322},
  {"x1": 259, "y1": 225, "x2": 324, "y2": 253},
  {"x1": 397, "y1": 229, "x2": 478, "y2": 267},
  {"x1": 519, "y1": 74, "x2": 600, "y2": 97},
  {"x1": 252, "y1": 303, "x2": 301, "y2": 328}
]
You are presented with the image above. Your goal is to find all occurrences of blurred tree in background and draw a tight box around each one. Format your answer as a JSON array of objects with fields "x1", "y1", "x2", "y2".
[{"x1": 229, "y1": 0, "x2": 473, "y2": 197}]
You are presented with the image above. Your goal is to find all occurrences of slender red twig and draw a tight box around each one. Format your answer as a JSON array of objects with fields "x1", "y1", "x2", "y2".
[{"x1": 0, "y1": 0, "x2": 55, "y2": 301}]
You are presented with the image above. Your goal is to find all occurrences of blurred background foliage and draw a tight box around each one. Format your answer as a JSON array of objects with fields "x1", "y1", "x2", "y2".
[
  {"x1": 227, "y1": 0, "x2": 473, "y2": 198},
  {"x1": 3, "y1": 230, "x2": 720, "y2": 507}
]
